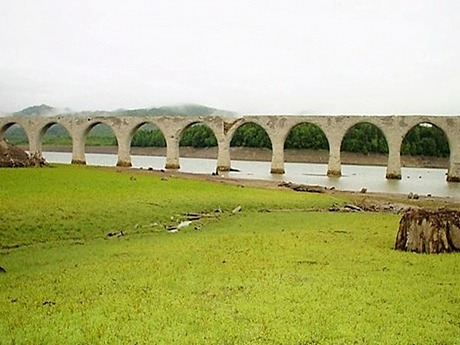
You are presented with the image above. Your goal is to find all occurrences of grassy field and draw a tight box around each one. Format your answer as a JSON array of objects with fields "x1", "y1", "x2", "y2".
[{"x1": 0, "y1": 165, "x2": 459, "y2": 344}]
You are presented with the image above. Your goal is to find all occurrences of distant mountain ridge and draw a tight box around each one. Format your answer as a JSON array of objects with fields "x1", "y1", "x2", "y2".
[
  {"x1": 12, "y1": 103, "x2": 238, "y2": 117},
  {"x1": 14, "y1": 104, "x2": 59, "y2": 116},
  {"x1": 118, "y1": 104, "x2": 237, "y2": 117}
]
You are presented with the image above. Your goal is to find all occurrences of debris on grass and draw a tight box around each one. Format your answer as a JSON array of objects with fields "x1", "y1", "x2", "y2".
[
  {"x1": 177, "y1": 221, "x2": 192, "y2": 229},
  {"x1": 107, "y1": 230, "x2": 124, "y2": 238},
  {"x1": 232, "y1": 205, "x2": 242, "y2": 213},
  {"x1": 42, "y1": 300, "x2": 56, "y2": 306},
  {"x1": 279, "y1": 182, "x2": 327, "y2": 193}
]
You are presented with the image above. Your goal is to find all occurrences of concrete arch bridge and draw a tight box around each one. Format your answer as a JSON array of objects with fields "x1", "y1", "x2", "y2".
[{"x1": 1, "y1": 114, "x2": 459, "y2": 182}]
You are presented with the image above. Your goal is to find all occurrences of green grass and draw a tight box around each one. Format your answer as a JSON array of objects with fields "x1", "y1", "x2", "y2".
[{"x1": 0, "y1": 165, "x2": 459, "y2": 344}]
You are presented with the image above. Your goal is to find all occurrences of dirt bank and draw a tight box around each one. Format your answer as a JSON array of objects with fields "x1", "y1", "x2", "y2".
[
  {"x1": 115, "y1": 165, "x2": 459, "y2": 209},
  {"x1": 1, "y1": 140, "x2": 46, "y2": 167},
  {"x1": 40, "y1": 145, "x2": 449, "y2": 169},
  {"x1": 17, "y1": 144, "x2": 459, "y2": 206}
]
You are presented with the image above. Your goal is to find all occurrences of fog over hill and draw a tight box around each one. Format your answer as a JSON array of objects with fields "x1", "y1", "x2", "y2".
[{"x1": 7, "y1": 103, "x2": 238, "y2": 118}]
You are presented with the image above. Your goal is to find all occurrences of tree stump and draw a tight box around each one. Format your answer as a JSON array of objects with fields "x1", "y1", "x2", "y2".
[{"x1": 395, "y1": 208, "x2": 460, "y2": 253}]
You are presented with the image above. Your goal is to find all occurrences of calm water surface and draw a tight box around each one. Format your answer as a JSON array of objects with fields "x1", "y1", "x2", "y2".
[{"x1": 43, "y1": 152, "x2": 460, "y2": 199}]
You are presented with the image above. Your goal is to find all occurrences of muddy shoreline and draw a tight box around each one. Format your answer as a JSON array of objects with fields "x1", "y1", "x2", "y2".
[
  {"x1": 39, "y1": 145, "x2": 449, "y2": 169},
  {"x1": 100, "y1": 165, "x2": 458, "y2": 208}
]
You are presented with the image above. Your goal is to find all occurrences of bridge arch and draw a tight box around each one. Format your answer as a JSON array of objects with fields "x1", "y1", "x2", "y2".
[
  {"x1": 400, "y1": 121, "x2": 451, "y2": 180},
  {"x1": 157, "y1": 117, "x2": 223, "y2": 170},
  {"x1": 329, "y1": 118, "x2": 396, "y2": 178},
  {"x1": 396, "y1": 117, "x2": 458, "y2": 181},
  {"x1": 127, "y1": 121, "x2": 166, "y2": 167},
  {"x1": 38, "y1": 121, "x2": 73, "y2": 163},
  {"x1": 175, "y1": 121, "x2": 219, "y2": 172},
  {"x1": 279, "y1": 122, "x2": 329, "y2": 174},
  {"x1": 125, "y1": 122, "x2": 166, "y2": 168},
  {"x1": 284, "y1": 122, "x2": 329, "y2": 150},
  {"x1": 229, "y1": 120, "x2": 274, "y2": 172},
  {"x1": 340, "y1": 122, "x2": 390, "y2": 177},
  {"x1": 38, "y1": 121, "x2": 72, "y2": 143},
  {"x1": 82, "y1": 119, "x2": 117, "y2": 140},
  {"x1": 1, "y1": 114, "x2": 458, "y2": 182},
  {"x1": 1, "y1": 122, "x2": 30, "y2": 147},
  {"x1": 70, "y1": 119, "x2": 119, "y2": 166},
  {"x1": 340, "y1": 122, "x2": 389, "y2": 155},
  {"x1": 109, "y1": 118, "x2": 170, "y2": 168},
  {"x1": 130, "y1": 122, "x2": 166, "y2": 147},
  {"x1": 401, "y1": 122, "x2": 450, "y2": 158},
  {"x1": 230, "y1": 121, "x2": 272, "y2": 148},
  {"x1": 179, "y1": 122, "x2": 217, "y2": 148}
]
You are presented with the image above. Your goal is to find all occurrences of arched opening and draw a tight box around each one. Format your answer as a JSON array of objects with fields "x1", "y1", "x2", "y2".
[
  {"x1": 230, "y1": 122, "x2": 272, "y2": 161},
  {"x1": 42, "y1": 123, "x2": 72, "y2": 146},
  {"x1": 84, "y1": 123, "x2": 118, "y2": 166},
  {"x1": 284, "y1": 123, "x2": 329, "y2": 163},
  {"x1": 224, "y1": 122, "x2": 274, "y2": 174},
  {"x1": 2, "y1": 123, "x2": 29, "y2": 148},
  {"x1": 178, "y1": 122, "x2": 218, "y2": 173},
  {"x1": 130, "y1": 123, "x2": 166, "y2": 169},
  {"x1": 180, "y1": 122, "x2": 217, "y2": 148},
  {"x1": 401, "y1": 123, "x2": 449, "y2": 168},
  {"x1": 0, "y1": 123, "x2": 30, "y2": 167},
  {"x1": 340, "y1": 122, "x2": 389, "y2": 166},
  {"x1": 41, "y1": 123, "x2": 72, "y2": 163}
]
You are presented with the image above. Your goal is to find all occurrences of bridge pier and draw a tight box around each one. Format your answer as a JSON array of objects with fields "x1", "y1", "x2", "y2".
[
  {"x1": 71, "y1": 129, "x2": 86, "y2": 165},
  {"x1": 116, "y1": 135, "x2": 132, "y2": 167},
  {"x1": 327, "y1": 139, "x2": 342, "y2": 177},
  {"x1": 28, "y1": 125, "x2": 42, "y2": 158},
  {"x1": 165, "y1": 137, "x2": 180, "y2": 170},
  {"x1": 385, "y1": 152, "x2": 402, "y2": 179},
  {"x1": 447, "y1": 163, "x2": 460, "y2": 182},
  {"x1": 71, "y1": 140, "x2": 86, "y2": 165},
  {"x1": 447, "y1": 143, "x2": 460, "y2": 182},
  {"x1": 270, "y1": 139, "x2": 285, "y2": 174},
  {"x1": 385, "y1": 137, "x2": 402, "y2": 180},
  {"x1": 216, "y1": 139, "x2": 231, "y2": 172}
]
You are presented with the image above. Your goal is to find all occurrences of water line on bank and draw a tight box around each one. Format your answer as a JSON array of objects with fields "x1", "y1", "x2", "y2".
[{"x1": 42, "y1": 152, "x2": 459, "y2": 199}]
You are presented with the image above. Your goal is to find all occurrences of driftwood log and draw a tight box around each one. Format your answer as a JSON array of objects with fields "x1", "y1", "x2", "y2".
[{"x1": 395, "y1": 208, "x2": 460, "y2": 253}]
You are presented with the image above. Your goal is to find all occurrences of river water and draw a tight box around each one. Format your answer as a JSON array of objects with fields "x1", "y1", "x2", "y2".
[{"x1": 43, "y1": 152, "x2": 460, "y2": 199}]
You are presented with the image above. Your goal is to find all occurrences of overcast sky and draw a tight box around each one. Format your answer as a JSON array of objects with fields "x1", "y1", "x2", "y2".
[{"x1": 0, "y1": 0, "x2": 459, "y2": 114}]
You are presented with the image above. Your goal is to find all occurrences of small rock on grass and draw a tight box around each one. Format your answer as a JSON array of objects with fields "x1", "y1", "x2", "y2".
[
  {"x1": 232, "y1": 205, "x2": 242, "y2": 213},
  {"x1": 0, "y1": 266, "x2": 6, "y2": 273}
]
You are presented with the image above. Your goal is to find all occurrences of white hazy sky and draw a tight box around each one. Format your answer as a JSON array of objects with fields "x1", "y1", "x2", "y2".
[{"x1": 0, "y1": 0, "x2": 459, "y2": 114}]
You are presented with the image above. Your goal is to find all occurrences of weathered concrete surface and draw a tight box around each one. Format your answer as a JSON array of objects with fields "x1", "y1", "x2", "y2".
[{"x1": 1, "y1": 114, "x2": 459, "y2": 182}]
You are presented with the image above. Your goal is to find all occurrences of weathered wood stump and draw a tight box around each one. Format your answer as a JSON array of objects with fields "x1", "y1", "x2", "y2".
[{"x1": 395, "y1": 208, "x2": 460, "y2": 253}]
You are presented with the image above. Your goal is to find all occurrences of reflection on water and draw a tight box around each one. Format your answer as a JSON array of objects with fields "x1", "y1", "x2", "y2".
[{"x1": 43, "y1": 152, "x2": 459, "y2": 199}]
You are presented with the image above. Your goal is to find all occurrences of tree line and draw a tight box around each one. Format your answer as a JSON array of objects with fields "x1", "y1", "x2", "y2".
[
  {"x1": 4, "y1": 122, "x2": 450, "y2": 157},
  {"x1": 131, "y1": 122, "x2": 450, "y2": 157}
]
